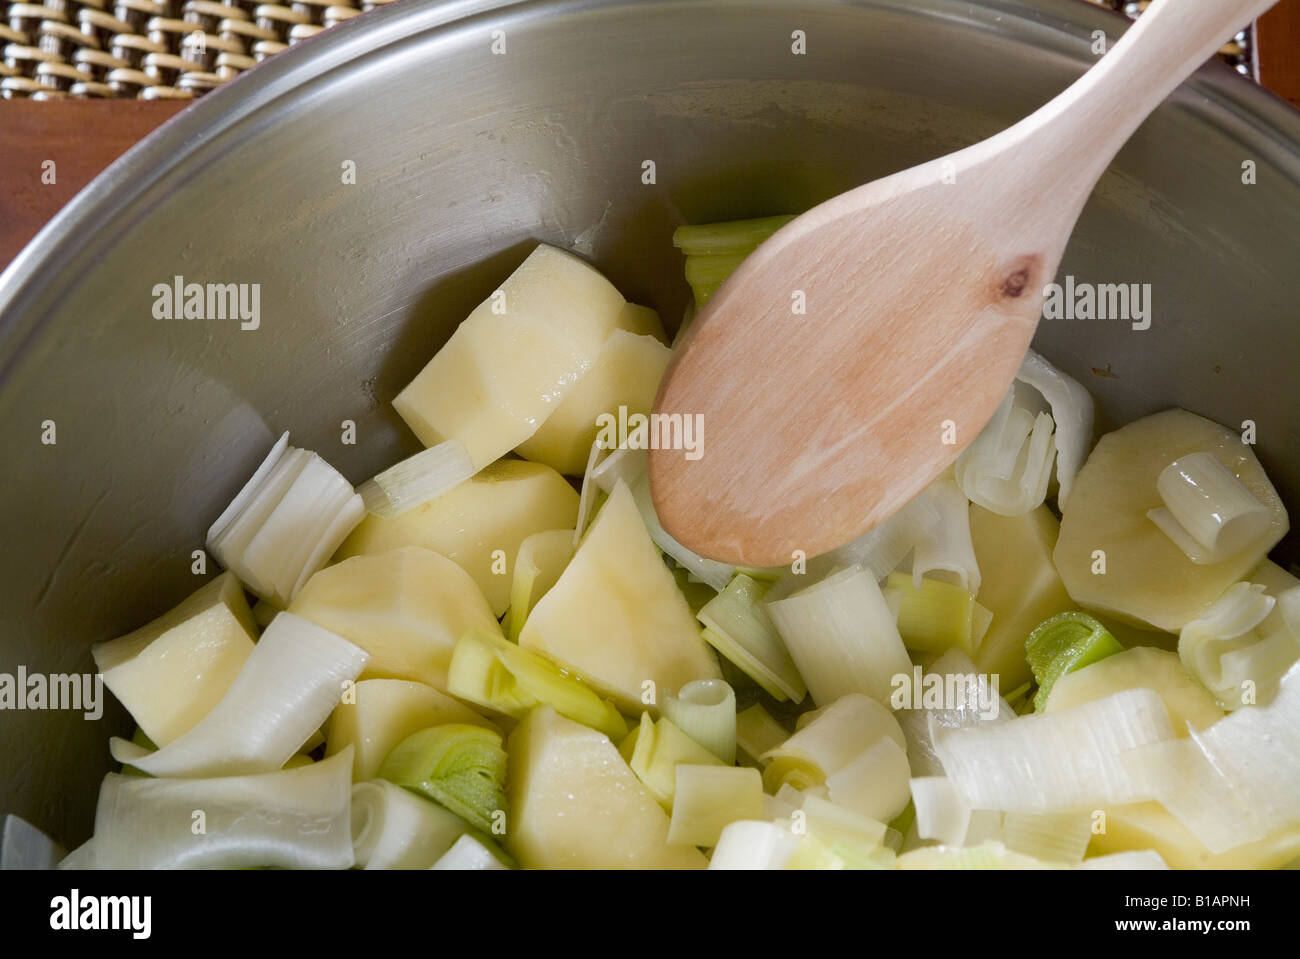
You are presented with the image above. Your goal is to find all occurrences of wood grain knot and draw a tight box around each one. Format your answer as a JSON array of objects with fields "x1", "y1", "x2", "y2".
[
  {"x1": 1001, "y1": 269, "x2": 1030, "y2": 298},
  {"x1": 998, "y1": 254, "x2": 1042, "y2": 300}
]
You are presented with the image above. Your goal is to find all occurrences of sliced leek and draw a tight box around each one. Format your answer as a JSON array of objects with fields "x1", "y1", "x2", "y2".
[
  {"x1": 207, "y1": 432, "x2": 365, "y2": 606},
  {"x1": 911, "y1": 475, "x2": 981, "y2": 593},
  {"x1": 892, "y1": 647, "x2": 1010, "y2": 778},
  {"x1": 666, "y1": 765, "x2": 764, "y2": 847},
  {"x1": 1025, "y1": 611, "x2": 1124, "y2": 711},
  {"x1": 933, "y1": 689, "x2": 1173, "y2": 813},
  {"x1": 445, "y1": 629, "x2": 626, "y2": 739},
  {"x1": 707, "y1": 820, "x2": 802, "y2": 870},
  {"x1": 672, "y1": 215, "x2": 795, "y2": 255},
  {"x1": 1148, "y1": 452, "x2": 1275, "y2": 564},
  {"x1": 378, "y1": 724, "x2": 507, "y2": 834},
  {"x1": 662, "y1": 679, "x2": 736, "y2": 764},
  {"x1": 87, "y1": 748, "x2": 354, "y2": 869},
  {"x1": 507, "y1": 528, "x2": 575, "y2": 641},
  {"x1": 1001, "y1": 810, "x2": 1092, "y2": 864},
  {"x1": 765, "y1": 566, "x2": 911, "y2": 706},
  {"x1": 357, "y1": 439, "x2": 476, "y2": 518},
  {"x1": 954, "y1": 387, "x2": 1056, "y2": 517},
  {"x1": 1015, "y1": 348, "x2": 1093, "y2": 510},
  {"x1": 697, "y1": 574, "x2": 806, "y2": 702},
  {"x1": 1178, "y1": 580, "x2": 1299, "y2": 710},
  {"x1": 1120, "y1": 660, "x2": 1300, "y2": 853},
  {"x1": 351, "y1": 779, "x2": 471, "y2": 869},
  {"x1": 761, "y1": 693, "x2": 905, "y2": 793},
  {"x1": 673, "y1": 215, "x2": 794, "y2": 307},
  {"x1": 824, "y1": 736, "x2": 911, "y2": 822},
  {"x1": 910, "y1": 776, "x2": 975, "y2": 847},
  {"x1": 620, "y1": 712, "x2": 723, "y2": 810},
  {"x1": 735, "y1": 703, "x2": 789, "y2": 764},
  {"x1": 883, "y1": 572, "x2": 980, "y2": 656},
  {"x1": 109, "y1": 612, "x2": 369, "y2": 778}
]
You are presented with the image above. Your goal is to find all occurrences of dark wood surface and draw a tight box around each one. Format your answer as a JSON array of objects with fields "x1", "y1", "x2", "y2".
[
  {"x1": 0, "y1": 101, "x2": 189, "y2": 270},
  {"x1": 0, "y1": 4, "x2": 1296, "y2": 273}
]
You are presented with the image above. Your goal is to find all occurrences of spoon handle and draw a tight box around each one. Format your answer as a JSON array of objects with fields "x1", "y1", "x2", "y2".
[{"x1": 1008, "y1": 0, "x2": 1277, "y2": 191}]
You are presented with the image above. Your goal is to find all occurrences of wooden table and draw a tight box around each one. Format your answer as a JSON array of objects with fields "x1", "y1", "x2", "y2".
[{"x1": 1, "y1": 4, "x2": 1297, "y2": 272}]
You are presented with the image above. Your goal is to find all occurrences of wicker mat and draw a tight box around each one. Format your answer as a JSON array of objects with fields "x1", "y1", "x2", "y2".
[{"x1": 0, "y1": 0, "x2": 1254, "y2": 101}]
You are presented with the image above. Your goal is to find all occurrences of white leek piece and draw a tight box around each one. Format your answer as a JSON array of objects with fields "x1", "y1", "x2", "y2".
[
  {"x1": 1120, "y1": 660, "x2": 1300, "y2": 854},
  {"x1": 207, "y1": 432, "x2": 365, "y2": 605},
  {"x1": 736, "y1": 703, "x2": 789, "y2": 764},
  {"x1": 910, "y1": 777, "x2": 976, "y2": 847},
  {"x1": 1, "y1": 814, "x2": 65, "y2": 870},
  {"x1": 954, "y1": 387, "x2": 1056, "y2": 517},
  {"x1": 87, "y1": 748, "x2": 354, "y2": 869},
  {"x1": 1147, "y1": 452, "x2": 1274, "y2": 565},
  {"x1": 911, "y1": 476, "x2": 980, "y2": 594},
  {"x1": 697, "y1": 575, "x2": 806, "y2": 702},
  {"x1": 805, "y1": 494, "x2": 940, "y2": 582},
  {"x1": 708, "y1": 820, "x2": 801, "y2": 870},
  {"x1": 1077, "y1": 851, "x2": 1169, "y2": 870},
  {"x1": 573, "y1": 438, "x2": 608, "y2": 545},
  {"x1": 667, "y1": 765, "x2": 764, "y2": 847},
  {"x1": 663, "y1": 679, "x2": 737, "y2": 764},
  {"x1": 824, "y1": 736, "x2": 911, "y2": 822},
  {"x1": 763, "y1": 793, "x2": 799, "y2": 822},
  {"x1": 431, "y1": 833, "x2": 509, "y2": 870},
  {"x1": 590, "y1": 444, "x2": 642, "y2": 494},
  {"x1": 934, "y1": 689, "x2": 1173, "y2": 813},
  {"x1": 350, "y1": 780, "x2": 470, "y2": 869},
  {"x1": 507, "y1": 528, "x2": 575, "y2": 642},
  {"x1": 1015, "y1": 349, "x2": 1093, "y2": 510},
  {"x1": 765, "y1": 566, "x2": 912, "y2": 706},
  {"x1": 1178, "y1": 581, "x2": 1287, "y2": 709},
  {"x1": 109, "y1": 612, "x2": 369, "y2": 778},
  {"x1": 893, "y1": 648, "x2": 1012, "y2": 778},
  {"x1": 357, "y1": 439, "x2": 475, "y2": 518},
  {"x1": 1001, "y1": 811, "x2": 1092, "y2": 864},
  {"x1": 801, "y1": 797, "x2": 890, "y2": 850},
  {"x1": 761, "y1": 693, "x2": 905, "y2": 793}
]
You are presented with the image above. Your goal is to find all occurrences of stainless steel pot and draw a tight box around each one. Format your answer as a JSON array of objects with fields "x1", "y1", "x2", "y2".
[{"x1": 1, "y1": 0, "x2": 1297, "y2": 850}]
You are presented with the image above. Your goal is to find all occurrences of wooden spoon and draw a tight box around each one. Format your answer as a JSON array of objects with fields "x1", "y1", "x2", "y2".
[{"x1": 651, "y1": 0, "x2": 1277, "y2": 568}]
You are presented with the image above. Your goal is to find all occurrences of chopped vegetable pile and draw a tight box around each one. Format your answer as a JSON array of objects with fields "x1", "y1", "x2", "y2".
[{"x1": 59, "y1": 217, "x2": 1300, "y2": 870}]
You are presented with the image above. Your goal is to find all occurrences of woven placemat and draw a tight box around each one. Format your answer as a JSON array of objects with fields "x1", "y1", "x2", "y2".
[{"x1": 0, "y1": 0, "x2": 1256, "y2": 101}]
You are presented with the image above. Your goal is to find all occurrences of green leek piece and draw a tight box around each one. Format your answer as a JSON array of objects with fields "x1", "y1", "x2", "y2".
[
  {"x1": 735, "y1": 703, "x2": 789, "y2": 764},
  {"x1": 1003, "y1": 680, "x2": 1035, "y2": 716},
  {"x1": 619, "y1": 712, "x2": 723, "y2": 811},
  {"x1": 885, "y1": 572, "x2": 978, "y2": 655},
  {"x1": 378, "y1": 724, "x2": 507, "y2": 833},
  {"x1": 697, "y1": 574, "x2": 806, "y2": 702},
  {"x1": 671, "y1": 215, "x2": 796, "y2": 255},
  {"x1": 446, "y1": 629, "x2": 627, "y2": 739},
  {"x1": 684, "y1": 253, "x2": 748, "y2": 306},
  {"x1": 673, "y1": 215, "x2": 796, "y2": 307},
  {"x1": 1025, "y1": 611, "x2": 1124, "y2": 712}
]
